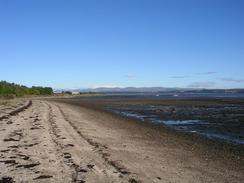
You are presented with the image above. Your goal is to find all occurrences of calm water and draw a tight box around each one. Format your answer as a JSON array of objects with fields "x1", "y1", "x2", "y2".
[
  {"x1": 82, "y1": 92, "x2": 244, "y2": 100},
  {"x1": 101, "y1": 93, "x2": 244, "y2": 145},
  {"x1": 77, "y1": 92, "x2": 244, "y2": 144},
  {"x1": 107, "y1": 105, "x2": 244, "y2": 144}
]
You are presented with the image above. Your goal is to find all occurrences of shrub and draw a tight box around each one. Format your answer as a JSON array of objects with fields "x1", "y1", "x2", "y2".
[{"x1": 0, "y1": 81, "x2": 53, "y2": 97}]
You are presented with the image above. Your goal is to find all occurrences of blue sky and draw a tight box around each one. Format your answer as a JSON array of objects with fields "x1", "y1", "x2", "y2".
[{"x1": 0, "y1": 0, "x2": 243, "y2": 89}]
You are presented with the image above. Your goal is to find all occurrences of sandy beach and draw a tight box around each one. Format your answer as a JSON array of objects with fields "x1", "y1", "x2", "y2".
[{"x1": 0, "y1": 98, "x2": 243, "y2": 183}]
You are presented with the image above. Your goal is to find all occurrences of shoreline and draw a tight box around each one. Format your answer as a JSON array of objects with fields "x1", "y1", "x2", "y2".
[
  {"x1": 49, "y1": 97, "x2": 244, "y2": 149},
  {"x1": 50, "y1": 98, "x2": 244, "y2": 161},
  {"x1": 51, "y1": 99, "x2": 244, "y2": 182},
  {"x1": 0, "y1": 98, "x2": 243, "y2": 182}
]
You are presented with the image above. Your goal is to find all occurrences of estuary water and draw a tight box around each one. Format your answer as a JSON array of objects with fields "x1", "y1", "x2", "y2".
[
  {"x1": 98, "y1": 92, "x2": 244, "y2": 145},
  {"x1": 106, "y1": 104, "x2": 244, "y2": 144}
]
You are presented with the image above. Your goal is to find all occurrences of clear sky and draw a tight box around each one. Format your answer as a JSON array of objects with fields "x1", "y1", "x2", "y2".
[{"x1": 0, "y1": 0, "x2": 243, "y2": 89}]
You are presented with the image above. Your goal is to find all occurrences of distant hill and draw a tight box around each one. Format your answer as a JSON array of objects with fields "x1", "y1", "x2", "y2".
[
  {"x1": 80, "y1": 87, "x2": 244, "y2": 94},
  {"x1": 81, "y1": 87, "x2": 182, "y2": 93},
  {"x1": 183, "y1": 89, "x2": 244, "y2": 94}
]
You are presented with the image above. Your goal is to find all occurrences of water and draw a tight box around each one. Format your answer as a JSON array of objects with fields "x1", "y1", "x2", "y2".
[
  {"x1": 78, "y1": 92, "x2": 244, "y2": 100},
  {"x1": 106, "y1": 104, "x2": 244, "y2": 145},
  {"x1": 77, "y1": 92, "x2": 244, "y2": 144},
  {"x1": 95, "y1": 92, "x2": 244, "y2": 99}
]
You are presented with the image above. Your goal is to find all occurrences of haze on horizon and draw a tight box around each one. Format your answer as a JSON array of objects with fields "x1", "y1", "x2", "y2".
[{"x1": 0, "y1": 0, "x2": 243, "y2": 89}]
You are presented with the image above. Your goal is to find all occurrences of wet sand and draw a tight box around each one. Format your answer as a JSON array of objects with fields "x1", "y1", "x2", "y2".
[{"x1": 0, "y1": 98, "x2": 243, "y2": 182}]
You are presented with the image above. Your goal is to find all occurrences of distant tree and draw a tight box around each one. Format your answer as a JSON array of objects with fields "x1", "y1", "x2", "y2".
[
  {"x1": 0, "y1": 81, "x2": 53, "y2": 97},
  {"x1": 62, "y1": 91, "x2": 72, "y2": 95},
  {"x1": 28, "y1": 88, "x2": 41, "y2": 95},
  {"x1": 31, "y1": 86, "x2": 53, "y2": 95}
]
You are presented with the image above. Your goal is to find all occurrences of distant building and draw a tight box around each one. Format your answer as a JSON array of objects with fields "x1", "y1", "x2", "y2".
[{"x1": 71, "y1": 91, "x2": 80, "y2": 95}]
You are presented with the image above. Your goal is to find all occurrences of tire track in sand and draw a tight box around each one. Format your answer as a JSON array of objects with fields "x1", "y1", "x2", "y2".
[
  {"x1": 45, "y1": 101, "x2": 131, "y2": 183},
  {"x1": 53, "y1": 102, "x2": 142, "y2": 183},
  {"x1": 45, "y1": 102, "x2": 85, "y2": 183}
]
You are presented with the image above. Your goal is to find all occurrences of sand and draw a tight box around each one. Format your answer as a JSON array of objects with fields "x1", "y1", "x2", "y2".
[{"x1": 0, "y1": 99, "x2": 243, "y2": 182}]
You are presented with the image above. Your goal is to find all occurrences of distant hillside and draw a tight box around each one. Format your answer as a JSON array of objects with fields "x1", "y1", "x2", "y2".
[
  {"x1": 0, "y1": 81, "x2": 53, "y2": 98},
  {"x1": 183, "y1": 89, "x2": 244, "y2": 94},
  {"x1": 81, "y1": 87, "x2": 182, "y2": 93},
  {"x1": 81, "y1": 87, "x2": 244, "y2": 94}
]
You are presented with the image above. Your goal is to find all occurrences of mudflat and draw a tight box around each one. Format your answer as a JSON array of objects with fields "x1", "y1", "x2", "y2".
[{"x1": 0, "y1": 98, "x2": 243, "y2": 182}]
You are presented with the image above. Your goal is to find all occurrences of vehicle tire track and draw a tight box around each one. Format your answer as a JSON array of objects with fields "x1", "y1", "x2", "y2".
[
  {"x1": 45, "y1": 102, "x2": 85, "y2": 183},
  {"x1": 1, "y1": 100, "x2": 72, "y2": 182},
  {"x1": 53, "y1": 102, "x2": 141, "y2": 182}
]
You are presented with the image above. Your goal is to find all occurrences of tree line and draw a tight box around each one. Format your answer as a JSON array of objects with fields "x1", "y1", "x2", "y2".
[{"x1": 0, "y1": 81, "x2": 53, "y2": 97}]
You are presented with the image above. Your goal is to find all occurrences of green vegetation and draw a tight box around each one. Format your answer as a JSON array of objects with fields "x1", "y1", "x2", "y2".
[
  {"x1": 0, "y1": 81, "x2": 53, "y2": 98},
  {"x1": 62, "y1": 91, "x2": 72, "y2": 95}
]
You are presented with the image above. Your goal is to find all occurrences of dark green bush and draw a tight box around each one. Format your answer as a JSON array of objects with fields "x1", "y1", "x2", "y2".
[{"x1": 0, "y1": 81, "x2": 53, "y2": 97}]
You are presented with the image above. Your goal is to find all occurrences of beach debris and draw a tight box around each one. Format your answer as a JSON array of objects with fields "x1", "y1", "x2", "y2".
[
  {"x1": 0, "y1": 176, "x2": 15, "y2": 183},
  {"x1": 3, "y1": 130, "x2": 23, "y2": 142},
  {"x1": 16, "y1": 162, "x2": 40, "y2": 169},
  {"x1": 33, "y1": 175, "x2": 53, "y2": 180},
  {"x1": 129, "y1": 178, "x2": 142, "y2": 183},
  {"x1": 63, "y1": 152, "x2": 72, "y2": 159},
  {"x1": 0, "y1": 160, "x2": 17, "y2": 165},
  {"x1": 87, "y1": 164, "x2": 95, "y2": 169}
]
